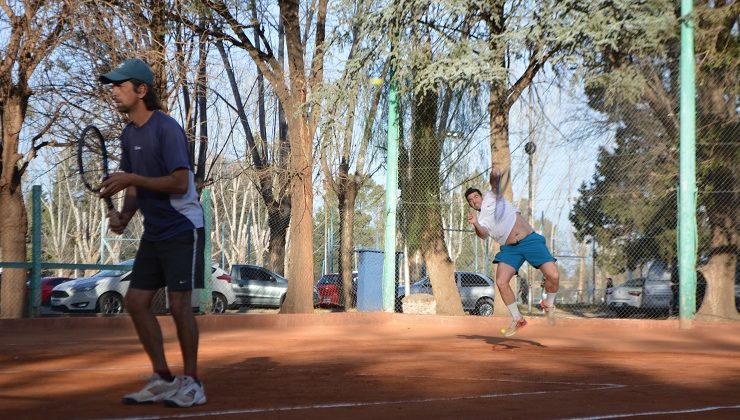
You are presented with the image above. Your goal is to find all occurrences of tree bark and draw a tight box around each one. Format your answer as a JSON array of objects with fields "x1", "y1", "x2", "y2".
[
  {"x1": 407, "y1": 81, "x2": 463, "y2": 316},
  {"x1": 0, "y1": 97, "x2": 29, "y2": 319},
  {"x1": 696, "y1": 219, "x2": 740, "y2": 320}
]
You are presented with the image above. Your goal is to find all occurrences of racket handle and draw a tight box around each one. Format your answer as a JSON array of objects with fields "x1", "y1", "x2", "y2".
[{"x1": 105, "y1": 198, "x2": 122, "y2": 230}]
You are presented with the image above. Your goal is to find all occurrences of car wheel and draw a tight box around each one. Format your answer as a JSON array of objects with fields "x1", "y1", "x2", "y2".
[
  {"x1": 475, "y1": 298, "x2": 494, "y2": 317},
  {"x1": 97, "y1": 292, "x2": 124, "y2": 314},
  {"x1": 211, "y1": 292, "x2": 227, "y2": 314}
]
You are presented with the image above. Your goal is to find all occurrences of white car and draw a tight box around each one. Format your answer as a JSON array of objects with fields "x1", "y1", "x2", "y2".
[
  {"x1": 607, "y1": 277, "x2": 672, "y2": 317},
  {"x1": 50, "y1": 260, "x2": 235, "y2": 314}
]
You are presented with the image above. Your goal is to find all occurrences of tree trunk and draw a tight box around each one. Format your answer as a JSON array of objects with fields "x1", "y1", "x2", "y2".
[
  {"x1": 337, "y1": 180, "x2": 358, "y2": 309},
  {"x1": 488, "y1": 99, "x2": 512, "y2": 317},
  {"x1": 408, "y1": 84, "x2": 463, "y2": 316},
  {"x1": 696, "y1": 220, "x2": 739, "y2": 320},
  {"x1": 267, "y1": 206, "x2": 290, "y2": 275},
  {"x1": 0, "y1": 98, "x2": 29, "y2": 319},
  {"x1": 280, "y1": 113, "x2": 314, "y2": 313}
]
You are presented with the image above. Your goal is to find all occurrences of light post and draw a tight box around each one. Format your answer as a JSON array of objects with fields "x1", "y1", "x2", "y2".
[{"x1": 525, "y1": 141, "x2": 536, "y2": 313}]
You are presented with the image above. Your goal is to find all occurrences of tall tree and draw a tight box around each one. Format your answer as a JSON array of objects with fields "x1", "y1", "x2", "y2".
[
  {"x1": 193, "y1": 0, "x2": 328, "y2": 312},
  {"x1": 0, "y1": 0, "x2": 72, "y2": 318}
]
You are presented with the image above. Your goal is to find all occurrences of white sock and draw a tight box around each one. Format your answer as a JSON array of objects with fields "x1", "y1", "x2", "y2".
[
  {"x1": 507, "y1": 303, "x2": 522, "y2": 320},
  {"x1": 546, "y1": 292, "x2": 557, "y2": 306}
]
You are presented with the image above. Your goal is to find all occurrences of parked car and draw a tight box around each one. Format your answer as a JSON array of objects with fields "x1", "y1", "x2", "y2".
[
  {"x1": 230, "y1": 264, "x2": 319, "y2": 308},
  {"x1": 24, "y1": 276, "x2": 75, "y2": 307},
  {"x1": 396, "y1": 271, "x2": 495, "y2": 316},
  {"x1": 50, "y1": 260, "x2": 234, "y2": 314},
  {"x1": 316, "y1": 272, "x2": 358, "y2": 308},
  {"x1": 669, "y1": 271, "x2": 707, "y2": 314},
  {"x1": 39, "y1": 277, "x2": 75, "y2": 307},
  {"x1": 606, "y1": 277, "x2": 672, "y2": 317}
]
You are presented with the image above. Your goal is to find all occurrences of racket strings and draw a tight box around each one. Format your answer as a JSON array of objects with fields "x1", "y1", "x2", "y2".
[{"x1": 78, "y1": 134, "x2": 109, "y2": 192}]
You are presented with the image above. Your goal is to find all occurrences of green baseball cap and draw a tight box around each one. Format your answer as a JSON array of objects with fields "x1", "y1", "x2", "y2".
[{"x1": 99, "y1": 58, "x2": 154, "y2": 85}]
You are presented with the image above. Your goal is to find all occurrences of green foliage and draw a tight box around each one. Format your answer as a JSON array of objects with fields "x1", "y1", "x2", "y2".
[{"x1": 570, "y1": 0, "x2": 738, "y2": 272}]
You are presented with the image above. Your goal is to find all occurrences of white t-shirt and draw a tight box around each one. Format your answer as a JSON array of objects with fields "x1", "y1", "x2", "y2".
[{"x1": 477, "y1": 190, "x2": 519, "y2": 244}]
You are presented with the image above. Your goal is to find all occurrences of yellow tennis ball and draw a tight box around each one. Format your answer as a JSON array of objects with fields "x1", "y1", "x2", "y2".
[
  {"x1": 500, "y1": 328, "x2": 506, "y2": 334},
  {"x1": 369, "y1": 77, "x2": 383, "y2": 86}
]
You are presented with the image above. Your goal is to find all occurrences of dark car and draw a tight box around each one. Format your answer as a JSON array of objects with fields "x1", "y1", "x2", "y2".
[
  {"x1": 670, "y1": 271, "x2": 707, "y2": 314},
  {"x1": 316, "y1": 272, "x2": 358, "y2": 308},
  {"x1": 230, "y1": 264, "x2": 319, "y2": 308}
]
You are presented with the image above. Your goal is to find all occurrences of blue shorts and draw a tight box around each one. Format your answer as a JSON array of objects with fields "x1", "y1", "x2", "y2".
[{"x1": 493, "y1": 232, "x2": 556, "y2": 271}]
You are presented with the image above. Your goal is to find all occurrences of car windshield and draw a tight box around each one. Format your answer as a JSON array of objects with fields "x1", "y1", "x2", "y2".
[
  {"x1": 622, "y1": 278, "x2": 645, "y2": 288},
  {"x1": 413, "y1": 277, "x2": 431, "y2": 287},
  {"x1": 93, "y1": 269, "x2": 128, "y2": 278}
]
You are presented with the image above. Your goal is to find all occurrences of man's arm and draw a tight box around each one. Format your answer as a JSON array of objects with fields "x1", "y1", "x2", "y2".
[
  {"x1": 466, "y1": 212, "x2": 489, "y2": 239},
  {"x1": 100, "y1": 168, "x2": 189, "y2": 198},
  {"x1": 109, "y1": 187, "x2": 138, "y2": 235},
  {"x1": 489, "y1": 168, "x2": 502, "y2": 197}
]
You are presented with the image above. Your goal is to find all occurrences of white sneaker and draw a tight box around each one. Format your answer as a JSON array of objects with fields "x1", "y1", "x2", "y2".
[
  {"x1": 122, "y1": 374, "x2": 180, "y2": 404},
  {"x1": 165, "y1": 376, "x2": 207, "y2": 407}
]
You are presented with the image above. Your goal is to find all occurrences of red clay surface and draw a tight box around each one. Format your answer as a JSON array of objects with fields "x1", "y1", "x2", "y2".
[{"x1": 0, "y1": 313, "x2": 739, "y2": 419}]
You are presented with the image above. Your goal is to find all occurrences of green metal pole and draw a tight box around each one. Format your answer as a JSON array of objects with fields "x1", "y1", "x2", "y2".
[
  {"x1": 382, "y1": 75, "x2": 399, "y2": 312},
  {"x1": 201, "y1": 189, "x2": 212, "y2": 313},
  {"x1": 28, "y1": 185, "x2": 42, "y2": 318},
  {"x1": 678, "y1": 0, "x2": 697, "y2": 329}
]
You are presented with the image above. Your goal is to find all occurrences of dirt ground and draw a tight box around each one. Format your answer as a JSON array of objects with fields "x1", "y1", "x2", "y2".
[{"x1": 0, "y1": 313, "x2": 739, "y2": 420}]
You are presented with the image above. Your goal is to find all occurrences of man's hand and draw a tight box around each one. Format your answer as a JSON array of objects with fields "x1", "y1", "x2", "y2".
[
  {"x1": 467, "y1": 211, "x2": 478, "y2": 226},
  {"x1": 108, "y1": 210, "x2": 131, "y2": 234},
  {"x1": 100, "y1": 172, "x2": 133, "y2": 198}
]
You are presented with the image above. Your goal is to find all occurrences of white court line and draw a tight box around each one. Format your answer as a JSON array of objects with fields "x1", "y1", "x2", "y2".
[
  {"x1": 96, "y1": 375, "x2": 625, "y2": 420},
  {"x1": 563, "y1": 404, "x2": 740, "y2": 419}
]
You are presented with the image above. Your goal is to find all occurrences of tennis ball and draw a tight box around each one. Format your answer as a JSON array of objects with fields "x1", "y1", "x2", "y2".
[
  {"x1": 369, "y1": 77, "x2": 383, "y2": 86},
  {"x1": 500, "y1": 328, "x2": 506, "y2": 335}
]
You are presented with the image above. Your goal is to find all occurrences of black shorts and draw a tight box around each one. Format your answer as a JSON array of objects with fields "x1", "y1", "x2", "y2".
[{"x1": 130, "y1": 228, "x2": 205, "y2": 291}]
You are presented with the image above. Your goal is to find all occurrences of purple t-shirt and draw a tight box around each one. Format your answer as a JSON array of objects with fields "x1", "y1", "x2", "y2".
[{"x1": 120, "y1": 111, "x2": 204, "y2": 241}]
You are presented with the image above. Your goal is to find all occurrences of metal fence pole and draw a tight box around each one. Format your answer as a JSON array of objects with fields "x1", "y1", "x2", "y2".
[
  {"x1": 382, "y1": 74, "x2": 399, "y2": 312},
  {"x1": 201, "y1": 189, "x2": 212, "y2": 313},
  {"x1": 28, "y1": 185, "x2": 42, "y2": 318},
  {"x1": 678, "y1": 0, "x2": 697, "y2": 329}
]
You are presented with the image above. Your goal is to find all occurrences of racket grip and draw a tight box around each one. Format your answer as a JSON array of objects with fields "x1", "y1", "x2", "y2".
[
  {"x1": 107, "y1": 208, "x2": 122, "y2": 228},
  {"x1": 105, "y1": 198, "x2": 122, "y2": 230}
]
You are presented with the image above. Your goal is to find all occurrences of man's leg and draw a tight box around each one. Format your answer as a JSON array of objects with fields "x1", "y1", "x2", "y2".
[
  {"x1": 495, "y1": 263, "x2": 527, "y2": 337},
  {"x1": 168, "y1": 290, "x2": 198, "y2": 378},
  {"x1": 165, "y1": 289, "x2": 207, "y2": 407},
  {"x1": 538, "y1": 261, "x2": 559, "y2": 325},
  {"x1": 126, "y1": 288, "x2": 168, "y2": 371},
  {"x1": 539, "y1": 261, "x2": 559, "y2": 294},
  {"x1": 122, "y1": 288, "x2": 180, "y2": 404}
]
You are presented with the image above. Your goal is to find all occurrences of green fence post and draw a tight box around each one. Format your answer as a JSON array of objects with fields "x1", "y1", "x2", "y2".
[
  {"x1": 28, "y1": 185, "x2": 42, "y2": 318},
  {"x1": 201, "y1": 189, "x2": 212, "y2": 313},
  {"x1": 382, "y1": 73, "x2": 399, "y2": 312},
  {"x1": 678, "y1": 0, "x2": 697, "y2": 329}
]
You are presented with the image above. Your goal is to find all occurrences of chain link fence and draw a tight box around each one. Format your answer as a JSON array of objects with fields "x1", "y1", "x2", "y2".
[{"x1": 2, "y1": 3, "x2": 737, "y2": 321}]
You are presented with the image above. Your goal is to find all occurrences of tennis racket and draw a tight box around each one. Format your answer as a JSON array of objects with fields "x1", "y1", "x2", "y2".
[{"x1": 77, "y1": 125, "x2": 121, "y2": 227}]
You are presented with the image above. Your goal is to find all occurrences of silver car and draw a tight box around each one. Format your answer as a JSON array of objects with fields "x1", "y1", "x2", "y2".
[
  {"x1": 607, "y1": 277, "x2": 671, "y2": 317},
  {"x1": 50, "y1": 260, "x2": 235, "y2": 314},
  {"x1": 396, "y1": 271, "x2": 496, "y2": 316},
  {"x1": 229, "y1": 264, "x2": 319, "y2": 308}
]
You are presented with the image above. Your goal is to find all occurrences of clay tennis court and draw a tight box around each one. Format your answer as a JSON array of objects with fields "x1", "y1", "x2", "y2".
[{"x1": 1, "y1": 313, "x2": 739, "y2": 419}]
